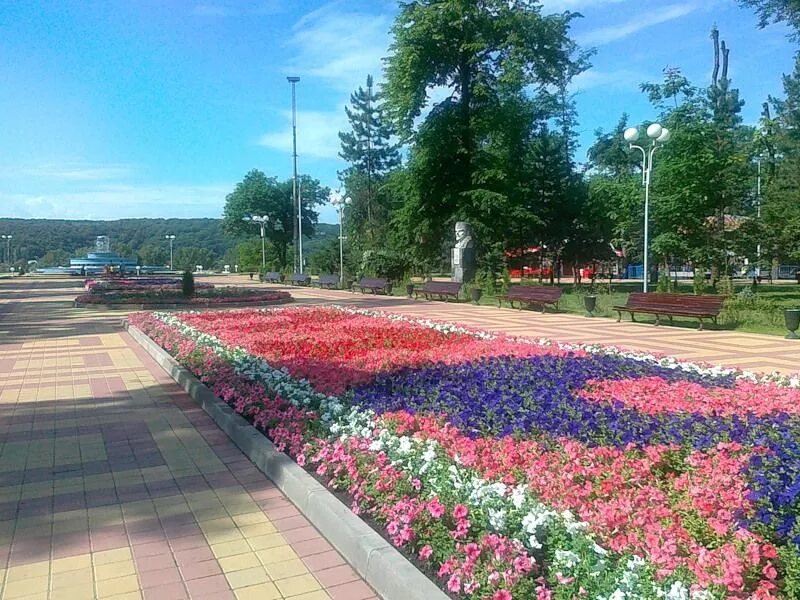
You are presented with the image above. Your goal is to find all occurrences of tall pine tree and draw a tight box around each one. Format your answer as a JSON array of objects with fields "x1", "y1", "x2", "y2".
[{"x1": 338, "y1": 75, "x2": 400, "y2": 250}]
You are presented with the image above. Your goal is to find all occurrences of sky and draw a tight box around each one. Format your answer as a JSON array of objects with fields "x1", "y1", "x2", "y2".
[{"x1": 0, "y1": 0, "x2": 795, "y2": 224}]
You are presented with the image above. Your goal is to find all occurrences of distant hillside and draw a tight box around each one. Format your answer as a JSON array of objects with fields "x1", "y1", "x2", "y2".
[{"x1": 0, "y1": 217, "x2": 337, "y2": 267}]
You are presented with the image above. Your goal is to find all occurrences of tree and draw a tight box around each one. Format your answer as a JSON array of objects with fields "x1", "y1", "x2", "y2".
[
  {"x1": 339, "y1": 75, "x2": 401, "y2": 249},
  {"x1": 172, "y1": 247, "x2": 216, "y2": 272},
  {"x1": 383, "y1": 0, "x2": 589, "y2": 258},
  {"x1": 739, "y1": 0, "x2": 800, "y2": 39},
  {"x1": 38, "y1": 249, "x2": 71, "y2": 267},
  {"x1": 222, "y1": 170, "x2": 327, "y2": 270},
  {"x1": 137, "y1": 244, "x2": 168, "y2": 267}
]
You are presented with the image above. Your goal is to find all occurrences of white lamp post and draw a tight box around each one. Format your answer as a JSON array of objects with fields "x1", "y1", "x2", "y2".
[
  {"x1": 165, "y1": 235, "x2": 176, "y2": 270},
  {"x1": 329, "y1": 191, "x2": 351, "y2": 288},
  {"x1": 1, "y1": 234, "x2": 13, "y2": 265},
  {"x1": 287, "y1": 76, "x2": 301, "y2": 273},
  {"x1": 243, "y1": 215, "x2": 270, "y2": 272},
  {"x1": 623, "y1": 123, "x2": 671, "y2": 293}
]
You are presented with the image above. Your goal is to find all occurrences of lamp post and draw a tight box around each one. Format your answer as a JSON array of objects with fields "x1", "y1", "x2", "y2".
[
  {"x1": 756, "y1": 155, "x2": 763, "y2": 279},
  {"x1": 287, "y1": 76, "x2": 301, "y2": 273},
  {"x1": 330, "y1": 191, "x2": 352, "y2": 288},
  {"x1": 1, "y1": 235, "x2": 12, "y2": 266},
  {"x1": 165, "y1": 235, "x2": 176, "y2": 270},
  {"x1": 623, "y1": 123, "x2": 671, "y2": 293},
  {"x1": 243, "y1": 215, "x2": 270, "y2": 272}
]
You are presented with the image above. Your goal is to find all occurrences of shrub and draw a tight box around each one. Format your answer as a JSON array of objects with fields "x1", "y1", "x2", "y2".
[
  {"x1": 182, "y1": 270, "x2": 195, "y2": 297},
  {"x1": 693, "y1": 268, "x2": 706, "y2": 296}
]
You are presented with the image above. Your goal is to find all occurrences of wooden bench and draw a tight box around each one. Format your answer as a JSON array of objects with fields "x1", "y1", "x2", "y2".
[
  {"x1": 352, "y1": 277, "x2": 390, "y2": 295},
  {"x1": 497, "y1": 285, "x2": 562, "y2": 312},
  {"x1": 313, "y1": 274, "x2": 339, "y2": 289},
  {"x1": 260, "y1": 271, "x2": 282, "y2": 283},
  {"x1": 414, "y1": 281, "x2": 462, "y2": 302},
  {"x1": 613, "y1": 292, "x2": 724, "y2": 330},
  {"x1": 287, "y1": 274, "x2": 311, "y2": 286}
]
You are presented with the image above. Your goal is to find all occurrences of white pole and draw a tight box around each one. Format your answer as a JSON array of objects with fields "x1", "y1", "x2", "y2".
[
  {"x1": 756, "y1": 157, "x2": 762, "y2": 278},
  {"x1": 260, "y1": 223, "x2": 266, "y2": 272},
  {"x1": 298, "y1": 184, "x2": 303, "y2": 274},
  {"x1": 643, "y1": 149, "x2": 652, "y2": 293},
  {"x1": 339, "y1": 207, "x2": 344, "y2": 288}
]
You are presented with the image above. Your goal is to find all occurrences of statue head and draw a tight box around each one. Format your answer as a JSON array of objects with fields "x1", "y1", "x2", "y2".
[{"x1": 454, "y1": 222, "x2": 473, "y2": 247}]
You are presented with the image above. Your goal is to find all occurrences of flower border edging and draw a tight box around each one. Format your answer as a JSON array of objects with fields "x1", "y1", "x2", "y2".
[
  {"x1": 75, "y1": 297, "x2": 294, "y2": 310},
  {"x1": 124, "y1": 322, "x2": 448, "y2": 600}
]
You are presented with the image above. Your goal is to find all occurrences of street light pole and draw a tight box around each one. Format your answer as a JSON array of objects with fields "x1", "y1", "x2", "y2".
[
  {"x1": 756, "y1": 156, "x2": 762, "y2": 278},
  {"x1": 287, "y1": 76, "x2": 301, "y2": 273},
  {"x1": 623, "y1": 123, "x2": 671, "y2": 293},
  {"x1": 165, "y1": 235, "x2": 176, "y2": 270},
  {"x1": 243, "y1": 215, "x2": 269, "y2": 272},
  {"x1": 1, "y1": 235, "x2": 12, "y2": 266},
  {"x1": 329, "y1": 191, "x2": 351, "y2": 288}
]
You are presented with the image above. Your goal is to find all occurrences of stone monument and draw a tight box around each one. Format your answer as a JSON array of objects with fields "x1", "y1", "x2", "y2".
[{"x1": 451, "y1": 221, "x2": 476, "y2": 283}]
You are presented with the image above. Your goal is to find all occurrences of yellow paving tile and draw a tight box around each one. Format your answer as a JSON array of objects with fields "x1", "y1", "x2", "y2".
[
  {"x1": 233, "y1": 582, "x2": 282, "y2": 600},
  {"x1": 274, "y1": 574, "x2": 322, "y2": 597},
  {"x1": 96, "y1": 574, "x2": 140, "y2": 598},
  {"x1": 239, "y1": 522, "x2": 277, "y2": 538},
  {"x1": 3, "y1": 575, "x2": 50, "y2": 598},
  {"x1": 211, "y1": 539, "x2": 253, "y2": 559},
  {"x1": 256, "y1": 546, "x2": 298, "y2": 565},
  {"x1": 232, "y1": 512, "x2": 270, "y2": 527},
  {"x1": 248, "y1": 533, "x2": 287, "y2": 551},
  {"x1": 50, "y1": 584, "x2": 98, "y2": 600},
  {"x1": 216, "y1": 552, "x2": 262, "y2": 574},
  {"x1": 264, "y1": 558, "x2": 309, "y2": 580},
  {"x1": 52, "y1": 553, "x2": 93, "y2": 573},
  {"x1": 5, "y1": 560, "x2": 50, "y2": 581},
  {"x1": 291, "y1": 592, "x2": 332, "y2": 600},
  {"x1": 94, "y1": 560, "x2": 136, "y2": 581},
  {"x1": 51, "y1": 566, "x2": 94, "y2": 589},
  {"x1": 92, "y1": 547, "x2": 133, "y2": 566},
  {"x1": 225, "y1": 565, "x2": 271, "y2": 588}
]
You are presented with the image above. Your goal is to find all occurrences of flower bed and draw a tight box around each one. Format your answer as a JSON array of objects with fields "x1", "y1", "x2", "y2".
[
  {"x1": 129, "y1": 306, "x2": 800, "y2": 600},
  {"x1": 84, "y1": 277, "x2": 215, "y2": 292},
  {"x1": 76, "y1": 287, "x2": 290, "y2": 306}
]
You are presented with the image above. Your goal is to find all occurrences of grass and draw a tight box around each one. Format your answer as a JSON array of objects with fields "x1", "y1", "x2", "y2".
[{"x1": 394, "y1": 279, "x2": 800, "y2": 337}]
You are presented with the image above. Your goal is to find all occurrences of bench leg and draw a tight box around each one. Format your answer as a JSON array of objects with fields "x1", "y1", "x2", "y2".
[
  {"x1": 630, "y1": 313, "x2": 636, "y2": 322},
  {"x1": 616, "y1": 311, "x2": 622, "y2": 323},
  {"x1": 698, "y1": 318, "x2": 705, "y2": 331},
  {"x1": 668, "y1": 315, "x2": 673, "y2": 323},
  {"x1": 655, "y1": 314, "x2": 661, "y2": 326},
  {"x1": 541, "y1": 304, "x2": 546, "y2": 314}
]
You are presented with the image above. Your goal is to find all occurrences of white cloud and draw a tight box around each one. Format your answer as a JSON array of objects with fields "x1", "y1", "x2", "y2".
[
  {"x1": 257, "y1": 108, "x2": 348, "y2": 161},
  {"x1": 6, "y1": 162, "x2": 134, "y2": 182},
  {"x1": 0, "y1": 183, "x2": 232, "y2": 220},
  {"x1": 287, "y1": 2, "x2": 392, "y2": 91},
  {"x1": 578, "y1": 3, "x2": 697, "y2": 45},
  {"x1": 570, "y1": 68, "x2": 645, "y2": 91},
  {"x1": 191, "y1": 1, "x2": 284, "y2": 17},
  {"x1": 538, "y1": 0, "x2": 627, "y2": 12}
]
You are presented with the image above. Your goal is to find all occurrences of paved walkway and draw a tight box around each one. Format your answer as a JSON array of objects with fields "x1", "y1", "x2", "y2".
[
  {"x1": 209, "y1": 276, "x2": 800, "y2": 376},
  {"x1": 0, "y1": 279, "x2": 377, "y2": 600}
]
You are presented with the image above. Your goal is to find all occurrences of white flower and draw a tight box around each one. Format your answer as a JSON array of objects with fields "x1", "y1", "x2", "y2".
[
  {"x1": 554, "y1": 549, "x2": 580, "y2": 568},
  {"x1": 666, "y1": 581, "x2": 689, "y2": 600}
]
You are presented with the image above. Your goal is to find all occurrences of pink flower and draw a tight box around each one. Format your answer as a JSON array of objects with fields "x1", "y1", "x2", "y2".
[
  {"x1": 453, "y1": 504, "x2": 469, "y2": 520},
  {"x1": 447, "y1": 574, "x2": 462, "y2": 593},
  {"x1": 493, "y1": 591, "x2": 512, "y2": 600},
  {"x1": 427, "y1": 498, "x2": 445, "y2": 519},
  {"x1": 418, "y1": 545, "x2": 433, "y2": 560}
]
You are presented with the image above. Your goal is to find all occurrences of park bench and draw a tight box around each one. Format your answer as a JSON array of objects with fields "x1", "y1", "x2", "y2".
[
  {"x1": 313, "y1": 274, "x2": 339, "y2": 289},
  {"x1": 414, "y1": 281, "x2": 462, "y2": 302},
  {"x1": 497, "y1": 285, "x2": 562, "y2": 313},
  {"x1": 287, "y1": 274, "x2": 311, "y2": 286},
  {"x1": 613, "y1": 292, "x2": 724, "y2": 330},
  {"x1": 260, "y1": 271, "x2": 282, "y2": 283},
  {"x1": 352, "y1": 277, "x2": 391, "y2": 295}
]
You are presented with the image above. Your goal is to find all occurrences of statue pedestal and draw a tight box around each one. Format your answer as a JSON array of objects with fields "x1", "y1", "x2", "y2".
[{"x1": 452, "y1": 247, "x2": 474, "y2": 283}]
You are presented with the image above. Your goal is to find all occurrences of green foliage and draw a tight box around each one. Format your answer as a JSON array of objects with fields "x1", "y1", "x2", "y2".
[
  {"x1": 383, "y1": 0, "x2": 592, "y2": 266},
  {"x1": 222, "y1": 169, "x2": 327, "y2": 270},
  {"x1": 172, "y1": 247, "x2": 215, "y2": 272},
  {"x1": 656, "y1": 274, "x2": 674, "y2": 293},
  {"x1": 739, "y1": 0, "x2": 800, "y2": 40},
  {"x1": 359, "y1": 249, "x2": 411, "y2": 281},
  {"x1": 37, "y1": 249, "x2": 71, "y2": 267},
  {"x1": 137, "y1": 244, "x2": 168, "y2": 267},
  {"x1": 716, "y1": 275, "x2": 735, "y2": 297},
  {"x1": 181, "y1": 270, "x2": 195, "y2": 298}
]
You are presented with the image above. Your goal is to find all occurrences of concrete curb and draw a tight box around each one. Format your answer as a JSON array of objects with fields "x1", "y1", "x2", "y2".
[{"x1": 125, "y1": 323, "x2": 449, "y2": 600}]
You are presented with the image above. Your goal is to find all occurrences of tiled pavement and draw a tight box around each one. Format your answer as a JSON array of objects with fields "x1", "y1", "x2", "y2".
[
  {"x1": 0, "y1": 280, "x2": 377, "y2": 600},
  {"x1": 219, "y1": 279, "x2": 798, "y2": 376}
]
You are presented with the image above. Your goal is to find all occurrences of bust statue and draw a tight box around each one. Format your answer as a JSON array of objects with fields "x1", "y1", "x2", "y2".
[{"x1": 451, "y1": 221, "x2": 476, "y2": 283}]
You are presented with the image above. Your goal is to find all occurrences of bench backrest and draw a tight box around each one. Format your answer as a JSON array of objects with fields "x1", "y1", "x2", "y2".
[
  {"x1": 626, "y1": 292, "x2": 724, "y2": 313},
  {"x1": 507, "y1": 285, "x2": 563, "y2": 301},
  {"x1": 264, "y1": 271, "x2": 281, "y2": 280},
  {"x1": 357, "y1": 277, "x2": 389, "y2": 288},
  {"x1": 421, "y1": 281, "x2": 462, "y2": 294},
  {"x1": 289, "y1": 274, "x2": 310, "y2": 283},
  {"x1": 317, "y1": 274, "x2": 339, "y2": 286}
]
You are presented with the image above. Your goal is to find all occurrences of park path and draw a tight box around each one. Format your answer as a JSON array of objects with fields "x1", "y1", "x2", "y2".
[
  {"x1": 205, "y1": 275, "x2": 800, "y2": 376},
  {"x1": 0, "y1": 278, "x2": 377, "y2": 600}
]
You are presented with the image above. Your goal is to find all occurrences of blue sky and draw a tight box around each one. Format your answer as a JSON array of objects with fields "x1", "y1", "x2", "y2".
[{"x1": 0, "y1": 0, "x2": 794, "y2": 224}]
